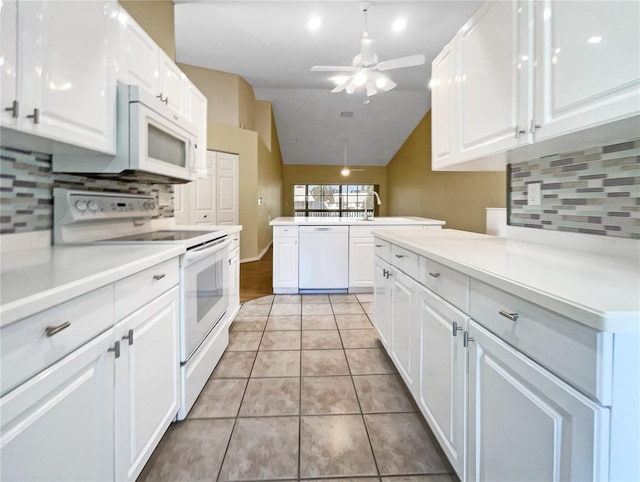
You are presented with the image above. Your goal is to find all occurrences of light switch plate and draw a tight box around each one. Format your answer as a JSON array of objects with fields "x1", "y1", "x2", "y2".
[{"x1": 527, "y1": 182, "x2": 542, "y2": 206}]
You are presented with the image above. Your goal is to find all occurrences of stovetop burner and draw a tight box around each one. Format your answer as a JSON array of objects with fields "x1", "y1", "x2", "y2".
[{"x1": 106, "y1": 230, "x2": 221, "y2": 242}]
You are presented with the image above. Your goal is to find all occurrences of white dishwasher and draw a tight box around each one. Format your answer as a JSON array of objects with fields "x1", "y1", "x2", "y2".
[{"x1": 298, "y1": 225, "x2": 349, "y2": 292}]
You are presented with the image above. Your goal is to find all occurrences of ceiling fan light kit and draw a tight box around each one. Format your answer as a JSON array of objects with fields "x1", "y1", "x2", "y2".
[{"x1": 311, "y1": 1, "x2": 426, "y2": 98}]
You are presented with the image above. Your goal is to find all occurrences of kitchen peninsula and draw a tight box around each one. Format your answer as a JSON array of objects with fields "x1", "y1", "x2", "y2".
[{"x1": 269, "y1": 217, "x2": 445, "y2": 293}]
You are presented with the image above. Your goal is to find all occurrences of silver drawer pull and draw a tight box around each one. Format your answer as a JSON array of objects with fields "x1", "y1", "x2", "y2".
[
  {"x1": 428, "y1": 272, "x2": 440, "y2": 278},
  {"x1": 45, "y1": 321, "x2": 71, "y2": 337},
  {"x1": 375, "y1": 244, "x2": 382, "y2": 247},
  {"x1": 499, "y1": 310, "x2": 519, "y2": 322},
  {"x1": 153, "y1": 274, "x2": 166, "y2": 281},
  {"x1": 395, "y1": 254, "x2": 405, "y2": 259}
]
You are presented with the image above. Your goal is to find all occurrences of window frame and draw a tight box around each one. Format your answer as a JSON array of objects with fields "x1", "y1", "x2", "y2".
[{"x1": 293, "y1": 184, "x2": 380, "y2": 218}]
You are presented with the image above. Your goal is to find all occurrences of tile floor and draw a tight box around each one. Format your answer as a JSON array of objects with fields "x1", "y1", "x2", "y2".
[{"x1": 138, "y1": 294, "x2": 458, "y2": 482}]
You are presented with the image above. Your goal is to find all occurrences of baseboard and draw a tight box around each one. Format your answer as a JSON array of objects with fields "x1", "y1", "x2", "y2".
[{"x1": 240, "y1": 240, "x2": 272, "y2": 264}]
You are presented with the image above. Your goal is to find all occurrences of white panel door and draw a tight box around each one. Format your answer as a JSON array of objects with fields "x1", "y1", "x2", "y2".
[
  {"x1": 467, "y1": 320, "x2": 610, "y2": 482},
  {"x1": 216, "y1": 152, "x2": 239, "y2": 225},
  {"x1": 1, "y1": 0, "x2": 18, "y2": 128},
  {"x1": 273, "y1": 237, "x2": 298, "y2": 290},
  {"x1": 157, "y1": 50, "x2": 185, "y2": 116},
  {"x1": 190, "y1": 152, "x2": 216, "y2": 225},
  {"x1": 173, "y1": 184, "x2": 189, "y2": 225},
  {"x1": 19, "y1": 0, "x2": 117, "y2": 153},
  {"x1": 534, "y1": 0, "x2": 640, "y2": 141},
  {"x1": 349, "y1": 237, "x2": 374, "y2": 289},
  {"x1": 115, "y1": 288, "x2": 179, "y2": 482},
  {"x1": 417, "y1": 284, "x2": 466, "y2": 479},
  {"x1": 390, "y1": 269, "x2": 418, "y2": 393},
  {"x1": 457, "y1": 0, "x2": 532, "y2": 161},
  {"x1": 0, "y1": 329, "x2": 114, "y2": 482},
  {"x1": 431, "y1": 38, "x2": 457, "y2": 169},
  {"x1": 373, "y1": 256, "x2": 391, "y2": 349},
  {"x1": 116, "y1": 7, "x2": 158, "y2": 94}
]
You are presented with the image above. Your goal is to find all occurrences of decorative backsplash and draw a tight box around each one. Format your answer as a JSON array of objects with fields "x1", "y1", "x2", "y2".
[
  {"x1": 0, "y1": 147, "x2": 174, "y2": 235},
  {"x1": 509, "y1": 139, "x2": 640, "y2": 239}
]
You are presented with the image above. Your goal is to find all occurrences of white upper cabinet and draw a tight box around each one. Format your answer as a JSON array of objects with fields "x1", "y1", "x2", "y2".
[
  {"x1": 185, "y1": 81, "x2": 208, "y2": 178},
  {"x1": 533, "y1": 0, "x2": 640, "y2": 141},
  {"x1": 431, "y1": 39, "x2": 457, "y2": 169},
  {"x1": 433, "y1": 0, "x2": 640, "y2": 171},
  {"x1": 457, "y1": 0, "x2": 532, "y2": 163},
  {"x1": 2, "y1": 0, "x2": 117, "y2": 153},
  {"x1": 157, "y1": 50, "x2": 186, "y2": 116},
  {"x1": 116, "y1": 8, "x2": 158, "y2": 94}
]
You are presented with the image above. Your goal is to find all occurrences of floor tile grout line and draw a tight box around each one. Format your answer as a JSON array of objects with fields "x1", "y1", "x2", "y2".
[{"x1": 298, "y1": 309, "x2": 303, "y2": 481}]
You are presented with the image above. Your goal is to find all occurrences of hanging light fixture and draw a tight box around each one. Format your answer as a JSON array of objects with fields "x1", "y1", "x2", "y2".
[{"x1": 341, "y1": 139, "x2": 350, "y2": 176}]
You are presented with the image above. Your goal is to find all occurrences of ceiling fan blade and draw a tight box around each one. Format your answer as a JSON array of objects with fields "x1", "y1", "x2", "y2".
[
  {"x1": 376, "y1": 54, "x2": 426, "y2": 71},
  {"x1": 331, "y1": 76, "x2": 352, "y2": 93},
  {"x1": 311, "y1": 65, "x2": 358, "y2": 72},
  {"x1": 360, "y1": 38, "x2": 378, "y2": 66}
]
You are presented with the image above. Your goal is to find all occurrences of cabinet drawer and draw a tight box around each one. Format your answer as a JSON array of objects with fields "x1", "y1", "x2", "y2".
[
  {"x1": 229, "y1": 233, "x2": 240, "y2": 251},
  {"x1": 373, "y1": 238, "x2": 391, "y2": 263},
  {"x1": 0, "y1": 285, "x2": 114, "y2": 396},
  {"x1": 469, "y1": 279, "x2": 613, "y2": 404},
  {"x1": 419, "y1": 257, "x2": 469, "y2": 313},
  {"x1": 273, "y1": 226, "x2": 298, "y2": 238},
  {"x1": 391, "y1": 245, "x2": 419, "y2": 280},
  {"x1": 115, "y1": 258, "x2": 179, "y2": 320}
]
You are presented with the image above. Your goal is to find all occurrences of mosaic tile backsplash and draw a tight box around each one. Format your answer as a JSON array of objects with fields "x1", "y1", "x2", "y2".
[
  {"x1": 509, "y1": 139, "x2": 640, "y2": 239},
  {"x1": 0, "y1": 147, "x2": 174, "y2": 235}
]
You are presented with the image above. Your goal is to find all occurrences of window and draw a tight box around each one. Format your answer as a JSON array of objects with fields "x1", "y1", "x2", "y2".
[{"x1": 293, "y1": 184, "x2": 379, "y2": 218}]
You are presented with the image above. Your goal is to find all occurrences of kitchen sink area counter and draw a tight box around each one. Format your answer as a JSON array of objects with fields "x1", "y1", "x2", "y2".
[
  {"x1": 270, "y1": 216, "x2": 445, "y2": 293},
  {"x1": 370, "y1": 227, "x2": 640, "y2": 482}
]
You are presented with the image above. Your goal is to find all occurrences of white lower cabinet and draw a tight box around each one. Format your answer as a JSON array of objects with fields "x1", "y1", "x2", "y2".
[
  {"x1": 114, "y1": 287, "x2": 179, "y2": 482},
  {"x1": 417, "y1": 284, "x2": 467, "y2": 479},
  {"x1": 349, "y1": 237, "x2": 375, "y2": 290},
  {"x1": 466, "y1": 320, "x2": 610, "y2": 482},
  {"x1": 373, "y1": 255, "x2": 392, "y2": 349},
  {"x1": 273, "y1": 231, "x2": 298, "y2": 294},
  {"x1": 389, "y1": 269, "x2": 419, "y2": 393},
  {"x1": 0, "y1": 329, "x2": 115, "y2": 482},
  {"x1": 227, "y1": 238, "x2": 241, "y2": 322}
]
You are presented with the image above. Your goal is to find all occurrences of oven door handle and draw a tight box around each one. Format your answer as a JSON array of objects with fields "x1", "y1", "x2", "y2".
[{"x1": 185, "y1": 238, "x2": 231, "y2": 263}]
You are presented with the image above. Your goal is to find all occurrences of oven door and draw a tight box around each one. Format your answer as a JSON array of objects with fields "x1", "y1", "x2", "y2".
[
  {"x1": 129, "y1": 101, "x2": 197, "y2": 182},
  {"x1": 182, "y1": 237, "x2": 231, "y2": 361}
]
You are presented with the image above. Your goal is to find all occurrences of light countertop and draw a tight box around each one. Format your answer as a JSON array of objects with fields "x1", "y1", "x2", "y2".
[
  {"x1": 270, "y1": 216, "x2": 446, "y2": 226},
  {"x1": 0, "y1": 244, "x2": 184, "y2": 327},
  {"x1": 372, "y1": 229, "x2": 640, "y2": 332}
]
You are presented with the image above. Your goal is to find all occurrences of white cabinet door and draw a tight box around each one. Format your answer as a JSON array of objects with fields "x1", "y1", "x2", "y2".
[
  {"x1": 273, "y1": 237, "x2": 298, "y2": 292},
  {"x1": 0, "y1": 329, "x2": 115, "y2": 482},
  {"x1": 116, "y1": 7, "x2": 158, "y2": 94},
  {"x1": 417, "y1": 284, "x2": 466, "y2": 479},
  {"x1": 157, "y1": 50, "x2": 185, "y2": 116},
  {"x1": 431, "y1": 38, "x2": 457, "y2": 169},
  {"x1": 467, "y1": 320, "x2": 610, "y2": 482},
  {"x1": 373, "y1": 256, "x2": 391, "y2": 349},
  {"x1": 185, "y1": 81, "x2": 208, "y2": 178},
  {"x1": 534, "y1": 0, "x2": 640, "y2": 141},
  {"x1": 349, "y1": 237, "x2": 375, "y2": 290},
  {"x1": 457, "y1": 0, "x2": 532, "y2": 162},
  {"x1": 115, "y1": 288, "x2": 179, "y2": 482},
  {"x1": 228, "y1": 246, "x2": 240, "y2": 320},
  {"x1": 216, "y1": 152, "x2": 240, "y2": 225},
  {"x1": 17, "y1": 0, "x2": 117, "y2": 153},
  {"x1": 1, "y1": 0, "x2": 18, "y2": 128},
  {"x1": 390, "y1": 268, "x2": 420, "y2": 393}
]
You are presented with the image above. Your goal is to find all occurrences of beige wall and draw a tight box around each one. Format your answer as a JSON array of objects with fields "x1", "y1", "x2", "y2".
[
  {"x1": 387, "y1": 111, "x2": 506, "y2": 233},
  {"x1": 282, "y1": 165, "x2": 389, "y2": 217},
  {"x1": 119, "y1": 0, "x2": 175, "y2": 60},
  {"x1": 238, "y1": 77, "x2": 256, "y2": 131},
  {"x1": 254, "y1": 100, "x2": 272, "y2": 150}
]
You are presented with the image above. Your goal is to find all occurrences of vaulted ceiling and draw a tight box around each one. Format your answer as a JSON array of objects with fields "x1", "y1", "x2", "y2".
[{"x1": 174, "y1": 1, "x2": 481, "y2": 166}]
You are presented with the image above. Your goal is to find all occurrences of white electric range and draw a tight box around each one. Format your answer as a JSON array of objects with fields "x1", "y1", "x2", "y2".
[{"x1": 54, "y1": 188, "x2": 238, "y2": 419}]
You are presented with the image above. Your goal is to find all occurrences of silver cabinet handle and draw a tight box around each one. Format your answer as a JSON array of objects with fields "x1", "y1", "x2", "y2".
[
  {"x1": 452, "y1": 321, "x2": 463, "y2": 337},
  {"x1": 156, "y1": 93, "x2": 164, "y2": 102},
  {"x1": 45, "y1": 321, "x2": 71, "y2": 337},
  {"x1": 164, "y1": 97, "x2": 169, "y2": 105},
  {"x1": 26, "y1": 108, "x2": 39, "y2": 124},
  {"x1": 122, "y1": 329, "x2": 134, "y2": 346},
  {"x1": 530, "y1": 118, "x2": 541, "y2": 134},
  {"x1": 395, "y1": 254, "x2": 405, "y2": 259},
  {"x1": 499, "y1": 310, "x2": 519, "y2": 322},
  {"x1": 153, "y1": 274, "x2": 166, "y2": 281},
  {"x1": 375, "y1": 244, "x2": 382, "y2": 247},
  {"x1": 4, "y1": 100, "x2": 18, "y2": 118},
  {"x1": 229, "y1": 259, "x2": 232, "y2": 265},
  {"x1": 463, "y1": 331, "x2": 475, "y2": 348},
  {"x1": 108, "y1": 340, "x2": 121, "y2": 358},
  {"x1": 514, "y1": 125, "x2": 525, "y2": 138},
  {"x1": 428, "y1": 272, "x2": 440, "y2": 278}
]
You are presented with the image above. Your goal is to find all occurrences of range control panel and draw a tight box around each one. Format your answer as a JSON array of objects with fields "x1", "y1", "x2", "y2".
[{"x1": 55, "y1": 188, "x2": 159, "y2": 222}]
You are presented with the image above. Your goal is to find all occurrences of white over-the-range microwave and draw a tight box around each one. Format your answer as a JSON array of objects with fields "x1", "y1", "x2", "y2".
[{"x1": 53, "y1": 85, "x2": 199, "y2": 183}]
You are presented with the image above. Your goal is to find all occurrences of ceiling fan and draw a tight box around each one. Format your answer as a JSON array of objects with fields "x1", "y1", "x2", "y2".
[
  {"x1": 341, "y1": 139, "x2": 364, "y2": 176},
  {"x1": 311, "y1": 1, "x2": 426, "y2": 99}
]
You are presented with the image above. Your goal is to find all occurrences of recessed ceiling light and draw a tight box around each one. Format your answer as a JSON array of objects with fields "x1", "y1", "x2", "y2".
[
  {"x1": 392, "y1": 19, "x2": 407, "y2": 32},
  {"x1": 308, "y1": 16, "x2": 322, "y2": 31},
  {"x1": 588, "y1": 35, "x2": 602, "y2": 44}
]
